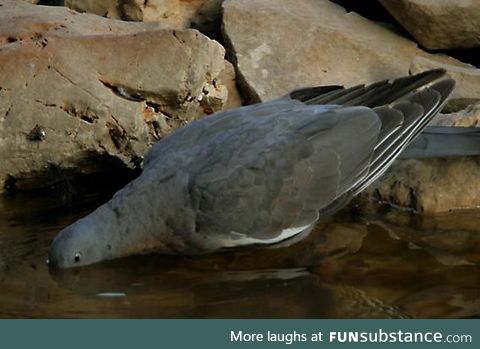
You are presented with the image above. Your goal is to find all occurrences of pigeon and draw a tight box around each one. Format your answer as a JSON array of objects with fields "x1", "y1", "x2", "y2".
[{"x1": 48, "y1": 69, "x2": 455, "y2": 268}]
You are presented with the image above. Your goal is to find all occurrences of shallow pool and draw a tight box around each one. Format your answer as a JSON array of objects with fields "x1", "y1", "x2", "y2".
[{"x1": 0, "y1": 188, "x2": 479, "y2": 318}]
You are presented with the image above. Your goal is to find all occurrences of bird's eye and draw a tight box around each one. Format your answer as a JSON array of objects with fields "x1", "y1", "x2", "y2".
[{"x1": 74, "y1": 252, "x2": 81, "y2": 263}]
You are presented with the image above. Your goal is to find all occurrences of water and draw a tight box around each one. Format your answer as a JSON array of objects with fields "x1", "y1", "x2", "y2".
[{"x1": 0, "y1": 189, "x2": 479, "y2": 318}]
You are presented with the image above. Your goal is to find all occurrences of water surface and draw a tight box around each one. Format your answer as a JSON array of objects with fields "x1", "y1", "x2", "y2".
[{"x1": 0, "y1": 189, "x2": 479, "y2": 318}]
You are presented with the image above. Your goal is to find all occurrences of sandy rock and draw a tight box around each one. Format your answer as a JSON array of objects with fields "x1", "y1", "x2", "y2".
[
  {"x1": 379, "y1": 0, "x2": 480, "y2": 50},
  {"x1": 0, "y1": 0, "x2": 234, "y2": 192},
  {"x1": 213, "y1": 61, "x2": 243, "y2": 110},
  {"x1": 222, "y1": 0, "x2": 480, "y2": 103},
  {"x1": 64, "y1": 0, "x2": 123, "y2": 19},
  {"x1": 64, "y1": 0, "x2": 223, "y2": 34},
  {"x1": 362, "y1": 158, "x2": 480, "y2": 214},
  {"x1": 1, "y1": 0, "x2": 172, "y2": 41},
  {"x1": 432, "y1": 103, "x2": 480, "y2": 127},
  {"x1": 25, "y1": 0, "x2": 64, "y2": 4}
]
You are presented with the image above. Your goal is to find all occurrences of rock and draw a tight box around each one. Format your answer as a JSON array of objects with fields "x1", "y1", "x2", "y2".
[
  {"x1": 432, "y1": 102, "x2": 480, "y2": 127},
  {"x1": 64, "y1": 0, "x2": 224, "y2": 35},
  {"x1": 63, "y1": 0, "x2": 124, "y2": 19},
  {"x1": 0, "y1": 0, "x2": 237, "y2": 192},
  {"x1": 214, "y1": 61, "x2": 243, "y2": 110},
  {"x1": 0, "y1": 0, "x2": 172, "y2": 40},
  {"x1": 222, "y1": 0, "x2": 480, "y2": 103},
  {"x1": 361, "y1": 157, "x2": 480, "y2": 214},
  {"x1": 25, "y1": 0, "x2": 64, "y2": 4},
  {"x1": 379, "y1": 0, "x2": 480, "y2": 50}
]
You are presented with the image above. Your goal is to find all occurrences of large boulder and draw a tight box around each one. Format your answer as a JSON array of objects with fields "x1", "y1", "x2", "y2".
[
  {"x1": 63, "y1": 0, "x2": 224, "y2": 35},
  {"x1": 1, "y1": 0, "x2": 172, "y2": 39},
  {"x1": 222, "y1": 0, "x2": 480, "y2": 103},
  {"x1": 431, "y1": 102, "x2": 480, "y2": 127},
  {"x1": 379, "y1": 0, "x2": 480, "y2": 50},
  {"x1": 362, "y1": 157, "x2": 480, "y2": 214},
  {"x1": 0, "y1": 0, "x2": 239, "y2": 192},
  {"x1": 25, "y1": 0, "x2": 65, "y2": 4}
]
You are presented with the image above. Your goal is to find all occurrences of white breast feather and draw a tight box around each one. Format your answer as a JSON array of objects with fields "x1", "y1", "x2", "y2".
[{"x1": 223, "y1": 224, "x2": 311, "y2": 247}]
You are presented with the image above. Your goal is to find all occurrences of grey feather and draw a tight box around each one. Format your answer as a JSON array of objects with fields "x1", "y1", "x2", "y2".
[
  {"x1": 48, "y1": 70, "x2": 455, "y2": 269},
  {"x1": 400, "y1": 127, "x2": 480, "y2": 158}
]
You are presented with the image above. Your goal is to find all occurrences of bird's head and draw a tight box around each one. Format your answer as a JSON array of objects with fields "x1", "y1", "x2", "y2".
[{"x1": 48, "y1": 219, "x2": 113, "y2": 269}]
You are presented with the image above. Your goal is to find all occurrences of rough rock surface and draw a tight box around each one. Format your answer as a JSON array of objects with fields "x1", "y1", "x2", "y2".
[
  {"x1": 432, "y1": 103, "x2": 480, "y2": 127},
  {"x1": 361, "y1": 157, "x2": 480, "y2": 214},
  {"x1": 1, "y1": 0, "x2": 172, "y2": 40},
  {"x1": 28, "y1": 0, "x2": 65, "y2": 4},
  {"x1": 380, "y1": 0, "x2": 480, "y2": 50},
  {"x1": 0, "y1": 0, "x2": 238, "y2": 192},
  {"x1": 222, "y1": 0, "x2": 480, "y2": 103},
  {"x1": 64, "y1": 0, "x2": 223, "y2": 35}
]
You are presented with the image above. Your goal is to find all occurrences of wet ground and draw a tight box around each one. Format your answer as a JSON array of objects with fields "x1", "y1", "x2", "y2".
[{"x1": 0, "y1": 187, "x2": 479, "y2": 318}]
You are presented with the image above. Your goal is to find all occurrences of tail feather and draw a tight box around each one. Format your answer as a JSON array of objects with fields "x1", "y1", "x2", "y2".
[
  {"x1": 290, "y1": 69, "x2": 455, "y2": 195},
  {"x1": 354, "y1": 77, "x2": 454, "y2": 194},
  {"x1": 400, "y1": 127, "x2": 480, "y2": 159}
]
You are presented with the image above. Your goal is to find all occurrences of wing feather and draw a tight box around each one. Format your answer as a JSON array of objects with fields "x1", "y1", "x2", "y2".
[
  {"x1": 143, "y1": 69, "x2": 454, "y2": 250},
  {"x1": 189, "y1": 105, "x2": 380, "y2": 245}
]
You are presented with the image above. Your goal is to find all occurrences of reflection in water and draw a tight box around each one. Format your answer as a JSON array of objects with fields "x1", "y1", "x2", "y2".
[{"x1": 0, "y1": 190, "x2": 479, "y2": 318}]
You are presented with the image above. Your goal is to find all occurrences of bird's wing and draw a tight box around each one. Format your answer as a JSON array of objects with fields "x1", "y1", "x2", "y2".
[
  {"x1": 290, "y1": 69, "x2": 455, "y2": 194},
  {"x1": 143, "y1": 100, "x2": 302, "y2": 169},
  {"x1": 146, "y1": 70, "x2": 454, "y2": 248},
  {"x1": 187, "y1": 102, "x2": 381, "y2": 246}
]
